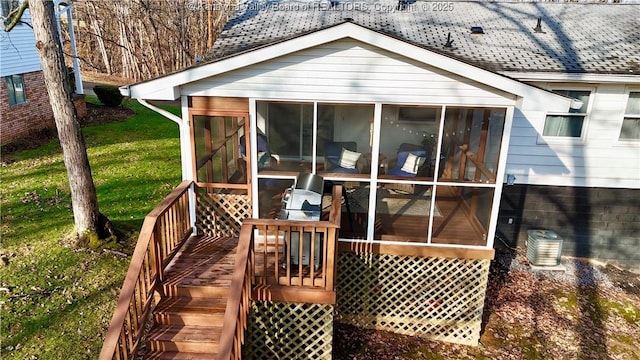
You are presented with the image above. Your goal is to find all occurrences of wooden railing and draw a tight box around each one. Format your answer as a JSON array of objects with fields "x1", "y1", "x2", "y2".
[
  {"x1": 99, "y1": 181, "x2": 193, "y2": 360},
  {"x1": 217, "y1": 224, "x2": 255, "y2": 360},
  {"x1": 217, "y1": 185, "x2": 343, "y2": 360},
  {"x1": 250, "y1": 184, "x2": 341, "y2": 295}
]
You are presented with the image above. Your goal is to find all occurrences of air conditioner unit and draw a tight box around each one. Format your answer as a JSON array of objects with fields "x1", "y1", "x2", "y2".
[{"x1": 526, "y1": 230, "x2": 563, "y2": 266}]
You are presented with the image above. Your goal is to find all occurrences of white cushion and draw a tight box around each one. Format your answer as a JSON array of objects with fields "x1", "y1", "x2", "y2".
[
  {"x1": 400, "y1": 153, "x2": 426, "y2": 174},
  {"x1": 339, "y1": 148, "x2": 361, "y2": 169}
]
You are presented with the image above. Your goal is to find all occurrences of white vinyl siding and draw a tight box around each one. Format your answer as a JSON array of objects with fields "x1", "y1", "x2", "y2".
[
  {"x1": 182, "y1": 39, "x2": 516, "y2": 107},
  {"x1": 0, "y1": 6, "x2": 40, "y2": 77},
  {"x1": 507, "y1": 83, "x2": 640, "y2": 188}
]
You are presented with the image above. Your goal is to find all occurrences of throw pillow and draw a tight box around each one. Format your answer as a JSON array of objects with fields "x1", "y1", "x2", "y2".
[
  {"x1": 400, "y1": 153, "x2": 426, "y2": 174},
  {"x1": 339, "y1": 148, "x2": 361, "y2": 169}
]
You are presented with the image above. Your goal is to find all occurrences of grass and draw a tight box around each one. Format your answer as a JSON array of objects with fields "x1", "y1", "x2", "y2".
[{"x1": 0, "y1": 96, "x2": 182, "y2": 359}]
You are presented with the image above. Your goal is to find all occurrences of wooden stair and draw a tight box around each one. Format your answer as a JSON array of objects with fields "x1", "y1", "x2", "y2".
[{"x1": 143, "y1": 236, "x2": 238, "y2": 359}]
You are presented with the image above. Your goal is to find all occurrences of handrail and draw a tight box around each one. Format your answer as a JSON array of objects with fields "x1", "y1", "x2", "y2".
[
  {"x1": 99, "y1": 181, "x2": 193, "y2": 360},
  {"x1": 217, "y1": 223, "x2": 255, "y2": 360},
  {"x1": 245, "y1": 185, "x2": 342, "y2": 292},
  {"x1": 217, "y1": 185, "x2": 342, "y2": 360}
]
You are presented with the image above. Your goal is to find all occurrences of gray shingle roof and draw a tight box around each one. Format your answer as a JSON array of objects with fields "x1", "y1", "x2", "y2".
[{"x1": 208, "y1": 0, "x2": 640, "y2": 74}]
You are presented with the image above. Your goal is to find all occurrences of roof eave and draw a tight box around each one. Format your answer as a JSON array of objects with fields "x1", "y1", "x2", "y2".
[
  {"x1": 124, "y1": 22, "x2": 573, "y2": 111},
  {"x1": 501, "y1": 71, "x2": 640, "y2": 84}
]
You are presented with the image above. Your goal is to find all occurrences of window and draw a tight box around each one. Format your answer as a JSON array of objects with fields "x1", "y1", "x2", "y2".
[
  {"x1": 543, "y1": 90, "x2": 590, "y2": 137},
  {"x1": 619, "y1": 92, "x2": 640, "y2": 140},
  {"x1": 4, "y1": 74, "x2": 26, "y2": 105}
]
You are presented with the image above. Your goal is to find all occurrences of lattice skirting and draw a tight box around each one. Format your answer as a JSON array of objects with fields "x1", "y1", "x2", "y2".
[
  {"x1": 196, "y1": 191, "x2": 251, "y2": 237},
  {"x1": 246, "y1": 301, "x2": 334, "y2": 360},
  {"x1": 336, "y1": 251, "x2": 490, "y2": 346}
]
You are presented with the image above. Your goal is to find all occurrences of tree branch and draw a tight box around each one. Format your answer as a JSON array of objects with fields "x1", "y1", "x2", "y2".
[{"x1": 2, "y1": 0, "x2": 29, "y2": 32}]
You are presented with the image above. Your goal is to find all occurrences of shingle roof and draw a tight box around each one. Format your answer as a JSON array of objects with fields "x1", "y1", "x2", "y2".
[{"x1": 208, "y1": 0, "x2": 640, "y2": 74}]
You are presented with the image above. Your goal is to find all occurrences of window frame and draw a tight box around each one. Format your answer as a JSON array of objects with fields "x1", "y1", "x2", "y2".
[
  {"x1": 538, "y1": 87, "x2": 594, "y2": 144},
  {"x1": 618, "y1": 90, "x2": 640, "y2": 142},
  {"x1": 250, "y1": 97, "x2": 512, "y2": 250},
  {"x1": 4, "y1": 74, "x2": 27, "y2": 106}
]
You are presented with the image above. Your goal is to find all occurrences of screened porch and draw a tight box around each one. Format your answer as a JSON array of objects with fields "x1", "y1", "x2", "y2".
[{"x1": 192, "y1": 99, "x2": 509, "y2": 249}]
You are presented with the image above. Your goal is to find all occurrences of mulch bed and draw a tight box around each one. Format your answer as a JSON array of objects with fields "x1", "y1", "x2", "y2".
[
  {"x1": 333, "y1": 246, "x2": 640, "y2": 359},
  {"x1": 1, "y1": 103, "x2": 132, "y2": 165}
]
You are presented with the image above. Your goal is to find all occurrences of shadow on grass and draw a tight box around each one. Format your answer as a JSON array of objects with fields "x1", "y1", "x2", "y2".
[
  {"x1": 1, "y1": 99, "x2": 181, "y2": 164},
  {"x1": 2, "y1": 256, "x2": 125, "y2": 356}
]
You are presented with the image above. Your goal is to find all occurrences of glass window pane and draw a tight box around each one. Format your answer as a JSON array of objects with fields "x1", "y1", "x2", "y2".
[
  {"x1": 4, "y1": 76, "x2": 17, "y2": 105},
  {"x1": 379, "y1": 105, "x2": 440, "y2": 180},
  {"x1": 193, "y1": 115, "x2": 244, "y2": 184},
  {"x1": 625, "y1": 92, "x2": 640, "y2": 115},
  {"x1": 318, "y1": 103, "x2": 373, "y2": 178},
  {"x1": 11, "y1": 75, "x2": 25, "y2": 104},
  {"x1": 257, "y1": 179, "x2": 293, "y2": 219},
  {"x1": 257, "y1": 101, "x2": 313, "y2": 174},
  {"x1": 373, "y1": 185, "x2": 433, "y2": 242},
  {"x1": 620, "y1": 118, "x2": 640, "y2": 140},
  {"x1": 555, "y1": 90, "x2": 590, "y2": 114},
  {"x1": 431, "y1": 185, "x2": 493, "y2": 246},
  {"x1": 439, "y1": 108, "x2": 504, "y2": 183},
  {"x1": 543, "y1": 115, "x2": 584, "y2": 137},
  {"x1": 341, "y1": 184, "x2": 369, "y2": 240}
]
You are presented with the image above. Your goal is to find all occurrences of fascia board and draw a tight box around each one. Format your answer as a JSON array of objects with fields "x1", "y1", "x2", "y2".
[{"x1": 501, "y1": 72, "x2": 640, "y2": 84}]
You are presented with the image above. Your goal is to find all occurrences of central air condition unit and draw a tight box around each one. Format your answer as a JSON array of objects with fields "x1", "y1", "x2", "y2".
[{"x1": 526, "y1": 230, "x2": 563, "y2": 266}]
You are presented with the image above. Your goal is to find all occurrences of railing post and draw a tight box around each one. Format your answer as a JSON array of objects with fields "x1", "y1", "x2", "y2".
[{"x1": 189, "y1": 182, "x2": 198, "y2": 236}]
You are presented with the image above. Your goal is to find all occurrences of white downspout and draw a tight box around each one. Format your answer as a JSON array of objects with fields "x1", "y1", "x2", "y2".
[
  {"x1": 137, "y1": 98, "x2": 197, "y2": 234},
  {"x1": 55, "y1": 1, "x2": 83, "y2": 94},
  {"x1": 138, "y1": 99, "x2": 182, "y2": 124}
]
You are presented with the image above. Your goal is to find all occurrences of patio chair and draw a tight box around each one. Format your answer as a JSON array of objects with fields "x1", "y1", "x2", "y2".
[
  {"x1": 323, "y1": 141, "x2": 362, "y2": 174},
  {"x1": 386, "y1": 145, "x2": 429, "y2": 194}
]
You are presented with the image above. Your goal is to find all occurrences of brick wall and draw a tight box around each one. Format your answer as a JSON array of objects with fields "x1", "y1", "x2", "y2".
[
  {"x1": 1, "y1": 71, "x2": 87, "y2": 146},
  {"x1": 1, "y1": 71, "x2": 55, "y2": 145},
  {"x1": 498, "y1": 184, "x2": 640, "y2": 272}
]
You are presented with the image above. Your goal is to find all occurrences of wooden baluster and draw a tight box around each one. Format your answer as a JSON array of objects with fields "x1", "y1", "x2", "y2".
[{"x1": 285, "y1": 227, "x2": 291, "y2": 286}]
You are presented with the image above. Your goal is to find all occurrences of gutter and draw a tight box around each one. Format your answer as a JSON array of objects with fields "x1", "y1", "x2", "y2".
[{"x1": 501, "y1": 72, "x2": 640, "y2": 84}]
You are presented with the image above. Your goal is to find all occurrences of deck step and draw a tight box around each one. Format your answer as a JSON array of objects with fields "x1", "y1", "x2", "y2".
[
  {"x1": 144, "y1": 351, "x2": 218, "y2": 359},
  {"x1": 162, "y1": 284, "x2": 230, "y2": 298},
  {"x1": 154, "y1": 296, "x2": 227, "y2": 326},
  {"x1": 147, "y1": 324, "x2": 222, "y2": 353}
]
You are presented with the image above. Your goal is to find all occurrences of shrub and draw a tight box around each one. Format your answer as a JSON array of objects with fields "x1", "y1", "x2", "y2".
[{"x1": 93, "y1": 85, "x2": 124, "y2": 107}]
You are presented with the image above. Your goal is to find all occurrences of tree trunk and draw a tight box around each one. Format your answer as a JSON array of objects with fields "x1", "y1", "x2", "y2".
[
  {"x1": 29, "y1": 0, "x2": 108, "y2": 245},
  {"x1": 88, "y1": 2, "x2": 112, "y2": 75}
]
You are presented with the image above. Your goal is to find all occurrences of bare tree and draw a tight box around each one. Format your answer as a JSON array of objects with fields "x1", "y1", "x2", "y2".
[
  {"x1": 70, "y1": 0, "x2": 235, "y2": 81},
  {"x1": 4, "y1": 0, "x2": 116, "y2": 247}
]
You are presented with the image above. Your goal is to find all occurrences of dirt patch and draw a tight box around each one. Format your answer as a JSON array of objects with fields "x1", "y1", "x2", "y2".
[{"x1": 333, "y1": 246, "x2": 640, "y2": 359}]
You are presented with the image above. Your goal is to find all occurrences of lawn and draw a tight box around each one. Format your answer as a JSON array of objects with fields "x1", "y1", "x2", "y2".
[
  {"x1": 2, "y1": 97, "x2": 639, "y2": 360},
  {"x1": 0, "y1": 97, "x2": 182, "y2": 359}
]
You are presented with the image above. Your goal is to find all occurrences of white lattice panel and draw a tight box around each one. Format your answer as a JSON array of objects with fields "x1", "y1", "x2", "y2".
[{"x1": 336, "y1": 251, "x2": 490, "y2": 346}]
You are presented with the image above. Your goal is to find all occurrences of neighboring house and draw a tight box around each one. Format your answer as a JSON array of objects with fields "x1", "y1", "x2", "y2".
[
  {"x1": 107, "y1": 1, "x2": 639, "y2": 358},
  {"x1": 0, "y1": 0, "x2": 84, "y2": 146}
]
